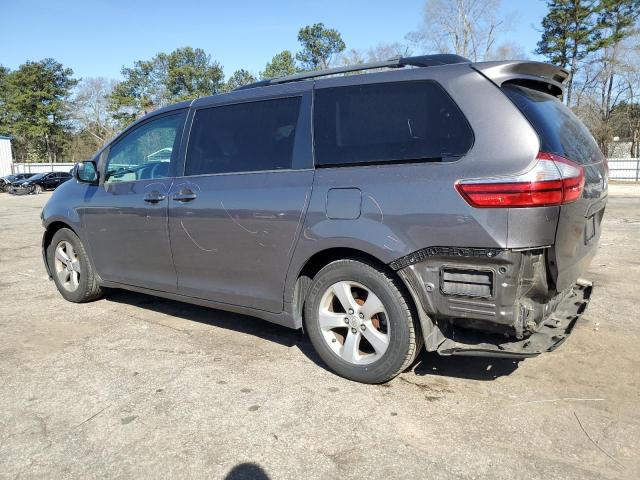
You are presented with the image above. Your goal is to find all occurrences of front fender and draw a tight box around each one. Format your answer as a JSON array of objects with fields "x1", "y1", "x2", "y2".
[{"x1": 41, "y1": 181, "x2": 90, "y2": 278}]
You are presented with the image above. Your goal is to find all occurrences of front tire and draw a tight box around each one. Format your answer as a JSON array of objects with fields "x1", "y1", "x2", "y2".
[
  {"x1": 34, "y1": 184, "x2": 43, "y2": 194},
  {"x1": 47, "y1": 228, "x2": 103, "y2": 303},
  {"x1": 304, "y1": 259, "x2": 420, "y2": 383}
]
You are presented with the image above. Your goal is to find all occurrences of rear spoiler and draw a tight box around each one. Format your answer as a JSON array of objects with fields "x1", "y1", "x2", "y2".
[{"x1": 471, "y1": 61, "x2": 569, "y2": 99}]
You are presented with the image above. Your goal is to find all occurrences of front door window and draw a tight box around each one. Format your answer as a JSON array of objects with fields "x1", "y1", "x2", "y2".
[{"x1": 104, "y1": 113, "x2": 185, "y2": 184}]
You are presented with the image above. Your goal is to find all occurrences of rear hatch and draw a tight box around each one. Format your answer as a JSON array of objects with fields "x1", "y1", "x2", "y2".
[{"x1": 502, "y1": 84, "x2": 608, "y2": 291}]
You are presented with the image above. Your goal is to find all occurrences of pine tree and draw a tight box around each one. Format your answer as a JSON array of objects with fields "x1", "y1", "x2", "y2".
[
  {"x1": 1, "y1": 59, "x2": 77, "y2": 162},
  {"x1": 296, "y1": 23, "x2": 346, "y2": 70},
  {"x1": 223, "y1": 69, "x2": 257, "y2": 92},
  {"x1": 595, "y1": 0, "x2": 640, "y2": 48},
  {"x1": 108, "y1": 47, "x2": 224, "y2": 129},
  {"x1": 591, "y1": 0, "x2": 640, "y2": 153},
  {"x1": 261, "y1": 51, "x2": 299, "y2": 80},
  {"x1": 536, "y1": 0, "x2": 600, "y2": 105}
]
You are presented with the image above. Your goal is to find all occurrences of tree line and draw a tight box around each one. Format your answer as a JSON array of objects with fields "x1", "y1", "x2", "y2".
[
  {"x1": 1, "y1": 0, "x2": 639, "y2": 163},
  {"x1": 536, "y1": 0, "x2": 640, "y2": 156},
  {"x1": 0, "y1": 23, "x2": 346, "y2": 163}
]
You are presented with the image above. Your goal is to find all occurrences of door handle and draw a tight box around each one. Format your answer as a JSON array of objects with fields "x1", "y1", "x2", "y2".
[
  {"x1": 143, "y1": 191, "x2": 166, "y2": 203},
  {"x1": 173, "y1": 188, "x2": 197, "y2": 202}
]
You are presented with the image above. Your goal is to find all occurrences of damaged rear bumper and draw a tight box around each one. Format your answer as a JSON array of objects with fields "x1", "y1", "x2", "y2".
[
  {"x1": 435, "y1": 280, "x2": 592, "y2": 358},
  {"x1": 394, "y1": 247, "x2": 593, "y2": 359}
]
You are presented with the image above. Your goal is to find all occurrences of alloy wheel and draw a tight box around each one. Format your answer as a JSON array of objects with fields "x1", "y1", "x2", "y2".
[
  {"x1": 53, "y1": 241, "x2": 81, "y2": 292},
  {"x1": 318, "y1": 281, "x2": 390, "y2": 365}
]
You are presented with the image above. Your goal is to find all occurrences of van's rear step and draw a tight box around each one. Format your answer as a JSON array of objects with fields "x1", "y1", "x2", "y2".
[{"x1": 436, "y1": 280, "x2": 593, "y2": 358}]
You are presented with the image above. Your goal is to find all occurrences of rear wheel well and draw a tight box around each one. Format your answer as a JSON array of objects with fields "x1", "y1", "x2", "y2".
[
  {"x1": 299, "y1": 248, "x2": 395, "y2": 281},
  {"x1": 293, "y1": 248, "x2": 413, "y2": 328}
]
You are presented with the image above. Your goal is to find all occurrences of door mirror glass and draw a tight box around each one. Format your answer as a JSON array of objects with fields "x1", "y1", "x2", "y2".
[{"x1": 76, "y1": 161, "x2": 99, "y2": 183}]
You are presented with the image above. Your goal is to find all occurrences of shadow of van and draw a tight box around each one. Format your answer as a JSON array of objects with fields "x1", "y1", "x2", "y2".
[{"x1": 105, "y1": 289, "x2": 521, "y2": 382}]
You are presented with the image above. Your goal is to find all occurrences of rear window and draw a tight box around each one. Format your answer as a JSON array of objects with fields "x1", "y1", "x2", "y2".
[
  {"x1": 313, "y1": 80, "x2": 473, "y2": 166},
  {"x1": 185, "y1": 97, "x2": 301, "y2": 176},
  {"x1": 502, "y1": 84, "x2": 602, "y2": 165}
]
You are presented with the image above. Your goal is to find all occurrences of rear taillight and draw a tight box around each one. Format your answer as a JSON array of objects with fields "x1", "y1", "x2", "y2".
[{"x1": 455, "y1": 152, "x2": 585, "y2": 208}]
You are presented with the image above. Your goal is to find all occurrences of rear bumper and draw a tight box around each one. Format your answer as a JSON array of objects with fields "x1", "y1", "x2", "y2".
[
  {"x1": 435, "y1": 280, "x2": 592, "y2": 358},
  {"x1": 394, "y1": 247, "x2": 593, "y2": 358}
]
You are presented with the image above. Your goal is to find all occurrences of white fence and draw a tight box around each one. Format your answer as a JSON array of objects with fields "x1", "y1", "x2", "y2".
[
  {"x1": 609, "y1": 158, "x2": 640, "y2": 182},
  {"x1": 11, "y1": 162, "x2": 76, "y2": 174}
]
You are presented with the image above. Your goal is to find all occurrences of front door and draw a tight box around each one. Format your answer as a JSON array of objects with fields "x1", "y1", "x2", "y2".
[
  {"x1": 80, "y1": 110, "x2": 187, "y2": 291},
  {"x1": 168, "y1": 95, "x2": 313, "y2": 313},
  {"x1": 43, "y1": 173, "x2": 59, "y2": 189}
]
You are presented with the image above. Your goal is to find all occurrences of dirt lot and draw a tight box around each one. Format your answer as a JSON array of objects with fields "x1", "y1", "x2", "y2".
[{"x1": 1, "y1": 190, "x2": 639, "y2": 480}]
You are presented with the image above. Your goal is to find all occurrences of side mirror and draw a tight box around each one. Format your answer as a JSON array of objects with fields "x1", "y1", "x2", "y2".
[{"x1": 76, "y1": 161, "x2": 99, "y2": 184}]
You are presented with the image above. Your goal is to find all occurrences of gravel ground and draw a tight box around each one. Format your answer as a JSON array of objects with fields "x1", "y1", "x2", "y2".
[
  {"x1": 0, "y1": 191, "x2": 638, "y2": 480},
  {"x1": 608, "y1": 181, "x2": 640, "y2": 197}
]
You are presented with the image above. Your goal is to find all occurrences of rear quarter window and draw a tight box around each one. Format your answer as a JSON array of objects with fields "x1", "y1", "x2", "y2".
[
  {"x1": 313, "y1": 80, "x2": 473, "y2": 167},
  {"x1": 502, "y1": 84, "x2": 603, "y2": 165}
]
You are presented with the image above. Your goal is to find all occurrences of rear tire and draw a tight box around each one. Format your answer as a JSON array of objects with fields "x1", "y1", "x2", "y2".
[
  {"x1": 47, "y1": 228, "x2": 103, "y2": 303},
  {"x1": 304, "y1": 259, "x2": 420, "y2": 383}
]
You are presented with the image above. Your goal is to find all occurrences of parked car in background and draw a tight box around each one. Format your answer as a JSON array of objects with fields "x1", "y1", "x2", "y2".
[
  {"x1": 0, "y1": 173, "x2": 35, "y2": 192},
  {"x1": 41, "y1": 55, "x2": 607, "y2": 383},
  {"x1": 10, "y1": 171, "x2": 72, "y2": 194}
]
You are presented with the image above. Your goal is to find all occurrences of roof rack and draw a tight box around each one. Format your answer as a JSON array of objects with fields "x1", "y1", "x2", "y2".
[{"x1": 235, "y1": 54, "x2": 470, "y2": 91}]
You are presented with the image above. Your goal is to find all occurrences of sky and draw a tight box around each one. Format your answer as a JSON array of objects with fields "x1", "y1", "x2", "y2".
[{"x1": 1, "y1": 0, "x2": 549, "y2": 81}]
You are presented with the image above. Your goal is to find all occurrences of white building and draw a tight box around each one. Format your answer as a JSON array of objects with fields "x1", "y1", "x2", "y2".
[{"x1": 0, "y1": 135, "x2": 13, "y2": 177}]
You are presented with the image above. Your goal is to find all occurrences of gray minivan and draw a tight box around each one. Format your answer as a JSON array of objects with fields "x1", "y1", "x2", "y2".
[{"x1": 41, "y1": 55, "x2": 607, "y2": 383}]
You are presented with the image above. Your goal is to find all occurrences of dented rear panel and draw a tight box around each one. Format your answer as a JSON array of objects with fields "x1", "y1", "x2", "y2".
[{"x1": 502, "y1": 84, "x2": 607, "y2": 291}]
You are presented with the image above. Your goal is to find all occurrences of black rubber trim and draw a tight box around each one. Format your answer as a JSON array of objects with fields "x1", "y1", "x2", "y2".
[{"x1": 389, "y1": 247, "x2": 505, "y2": 271}]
